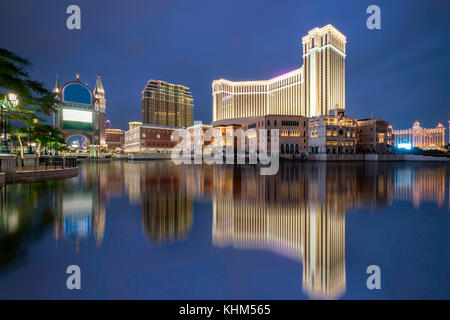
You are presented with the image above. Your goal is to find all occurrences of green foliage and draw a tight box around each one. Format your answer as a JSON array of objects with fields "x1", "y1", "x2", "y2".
[
  {"x1": 0, "y1": 48, "x2": 68, "y2": 154},
  {"x1": 0, "y1": 48, "x2": 56, "y2": 119}
]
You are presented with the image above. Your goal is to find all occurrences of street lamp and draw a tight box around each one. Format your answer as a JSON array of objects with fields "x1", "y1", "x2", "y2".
[
  {"x1": 27, "y1": 118, "x2": 39, "y2": 154},
  {"x1": 0, "y1": 93, "x2": 19, "y2": 154}
]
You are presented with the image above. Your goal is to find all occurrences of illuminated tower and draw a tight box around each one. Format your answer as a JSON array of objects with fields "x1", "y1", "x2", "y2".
[
  {"x1": 212, "y1": 25, "x2": 347, "y2": 122},
  {"x1": 93, "y1": 74, "x2": 106, "y2": 145},
  {"x1": 302, "y1": 25, "x2": 346, "y2": 117},
  {"x1": 142, "y1": 80, "x2": 194, "y2": 128}
]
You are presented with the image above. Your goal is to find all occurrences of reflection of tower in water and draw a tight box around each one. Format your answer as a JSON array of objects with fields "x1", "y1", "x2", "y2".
[
  {"x1": 213, "y1": 197, "x2": 345, "y2": 299},
  {"x1": 302, "y1": 203, "x2": 345, "y2": 299},
  {"x1": 212, "y1": 163, "x2": 346, "y2": 299},
  {"x1": 141, "y1": 166, "x2": 194, "y2": 245}
]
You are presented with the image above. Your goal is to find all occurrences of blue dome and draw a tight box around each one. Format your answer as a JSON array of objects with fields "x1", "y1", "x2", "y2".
[{"x1": 63, "y1": 83, "x2": 92, "y2": 105}]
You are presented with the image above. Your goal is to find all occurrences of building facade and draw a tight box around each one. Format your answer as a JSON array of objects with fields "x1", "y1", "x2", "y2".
[
  {"x1": 104, "y1": 128, "x2": 124, "y2": 151},
  {"x1": 123, "y1": 124, "x2": 178, "y2": 154},
  {"x1": 142, "y1": 80, "x2": 194, "y2": 128},
  {"x1": 53, "y1": 73, "x2": 106, "y2": 147},
  {"x1": 356, "y1": 119, "x2": 393, "y2": 154},
  {"x1": 241, "y1": 115, "x2": 309, "y2": 155},
  {"x1": 212, "y1": 25, "x2": 346, "y2": 123},
  {"x1": 393, "y1": 121, "x2": 446, "y2": 149},
  {"x1": 308, "y1": 109, "x2": 356, "y2": 154}
]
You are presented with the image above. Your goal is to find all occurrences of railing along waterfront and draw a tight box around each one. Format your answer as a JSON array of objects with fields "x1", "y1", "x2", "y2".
[{"x1": 16, "y1": 156, "x2": 78, "y2": 172}]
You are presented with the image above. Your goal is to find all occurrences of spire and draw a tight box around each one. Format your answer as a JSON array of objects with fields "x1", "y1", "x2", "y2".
[
  {"x1": 53, "y1": 74, "x2": 60, "y2": 94},
  {"x1": 93, "y1": 73, "x2": 105, "y2": 98}
]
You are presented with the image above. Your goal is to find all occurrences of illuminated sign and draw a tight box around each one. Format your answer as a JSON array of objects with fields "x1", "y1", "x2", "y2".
[
  {"x1": 62, "y1": 109, "x2": 93, "y2": 130},
  {"x1": 63, "y1": 109, "x2": 92, "y2": 123},
  {"x1": 397, "y1": 143, "x2": 412, "y2": 150}
]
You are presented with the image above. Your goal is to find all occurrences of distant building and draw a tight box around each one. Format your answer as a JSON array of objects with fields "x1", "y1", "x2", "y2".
[
  {"x1": 212, "y1": 25, "x2": 346, "y2": 122},
  {"x1": 105, "y1": 128, "x2": 124, "y2": 151},
  {"x1": 241, "y1": 115, "x2": 308, "y2": 155},
  {"x1": 356, "y1": 119, "x2": 393, "y2": 154},
  {"x1": 123, "y1": 124, "x2": 178, "y2": 154},
  {"x1": 142, "y1": 80, "x2": 194, "y2": 128},
  {"x1": 393, "y1": 121, "x2": 446, "y2": 149},
  {"x1": 308, "y1": 109, "x2": 356, "y2": 154}
]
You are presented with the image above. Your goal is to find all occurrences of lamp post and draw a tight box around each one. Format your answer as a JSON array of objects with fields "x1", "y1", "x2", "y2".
[
  {"x1": 27, "y1": 118, "x2": 38, "y2": 154},
  {"x1": 0, "y1": 93, "x2": 19, "y2": 154}
]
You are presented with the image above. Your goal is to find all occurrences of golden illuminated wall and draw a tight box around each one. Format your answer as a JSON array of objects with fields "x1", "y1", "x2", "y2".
[
  {"x1": 212, "y1": 68, "x2": 303, "y2": 121},
  {"x1": 212, "y1": 25, "x2": 346, "y2": 121}
]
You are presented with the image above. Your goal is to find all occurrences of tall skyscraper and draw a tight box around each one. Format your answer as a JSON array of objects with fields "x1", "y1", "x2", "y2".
[
  {"x1": 142, "y1": 80, "x2": 194, "y2": 128},
  {"x1": 212, "y1": 25, "x2": 346, "y2": 123}
]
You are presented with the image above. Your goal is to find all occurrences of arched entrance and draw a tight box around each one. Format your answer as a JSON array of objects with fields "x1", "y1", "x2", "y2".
[{"x1": 66, "y1": 134, "x2": 91, "y2": 153}]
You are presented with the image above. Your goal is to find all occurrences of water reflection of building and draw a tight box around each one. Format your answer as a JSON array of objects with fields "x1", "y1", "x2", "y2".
[
  {"x1": 1, "y1": 160, "x2": 449, "y2": 296},
  {"x1": 211, "y1": 162, "x2": 449, "y2": 299},
  {"x1": 53, "y1": 162, "x2": 106, "y2": 249},
  {"x1": 212, "y1": 163, "x2": 347, "y2": 299},
  {"x1": 141, "y1": 166, "x2": 193, "y2": 245},
  {"x1": 393, "y1": 165, "x2": 447, "y2": 209},
  {"x1": 53, "y1": 189, "x2": 105, "y2": 250},
  {"x1": 302, "y1": 203, "x2": 345, "y2": 299}
]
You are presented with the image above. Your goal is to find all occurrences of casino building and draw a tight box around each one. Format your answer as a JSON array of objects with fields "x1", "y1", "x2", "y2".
[
  {"x1": 393, "y1": 121, "x2": 446, "y2": 149},
  {"x1": 212, "y1": 25, "x2": 346, "y2": 124},
  {"x1": 53, "y1": 73, "x2": 106, "y2": 152}
]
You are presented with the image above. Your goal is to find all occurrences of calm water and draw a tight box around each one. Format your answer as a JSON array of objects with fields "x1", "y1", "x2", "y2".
[{"x1": 0, "y1": 160, "x2": 449, "y2": 299}]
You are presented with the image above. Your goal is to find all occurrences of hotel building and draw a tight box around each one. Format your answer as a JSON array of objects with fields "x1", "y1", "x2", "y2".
[
  {"x1": 142, "y1": 80, "x2": 194, "y2": 128},
  {"x1": 308, "y1": 109, "x2": 356, "y2": 154},
  {"x1": 356, "y1": 119, "x2": 393, "y2": 154},
  {"x1": 123, "y1": 123, "x2": 178, "y2": 154},
  {"x1": 393, "y1": 121, "x2": 446, "y2": 149},
  {"x1": 212, "y1": 25, "x2": 346, "y2": 124}
]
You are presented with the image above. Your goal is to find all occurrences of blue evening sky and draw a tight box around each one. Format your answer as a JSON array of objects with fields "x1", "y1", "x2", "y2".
[{"x1": 0, "y1": 0, "x2": 449, "y2": 135}]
